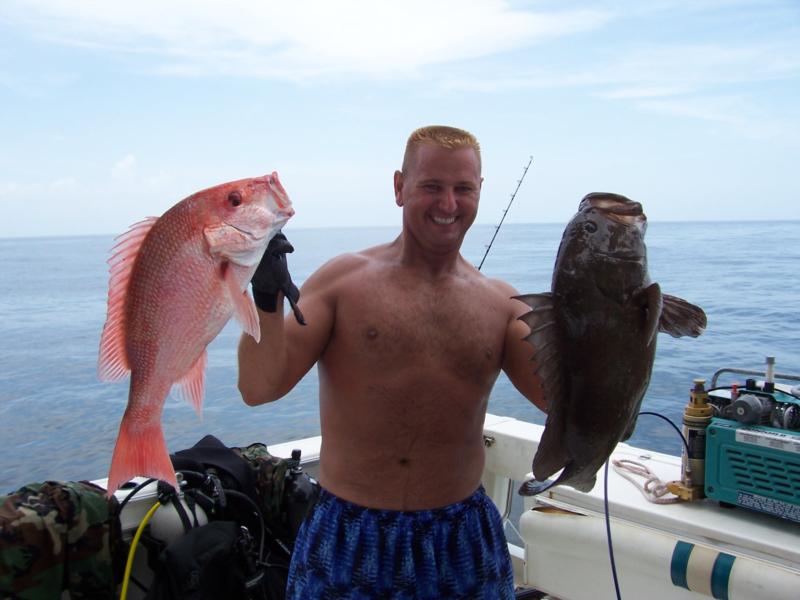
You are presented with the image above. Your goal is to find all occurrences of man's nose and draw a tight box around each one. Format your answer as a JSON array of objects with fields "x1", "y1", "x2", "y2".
[{"x1": 438, "y1": 188, "x2": 457, "y2": 211}]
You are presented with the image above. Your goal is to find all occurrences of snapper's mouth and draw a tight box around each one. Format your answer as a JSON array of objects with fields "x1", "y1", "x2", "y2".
[
  {"x1": 226, "y1": 203, "x2": 294, "y2": 242},
  {"x1": 225, "y1": 221, "x2": 265, "y2": 242},
  {"x1": 274, "y1": 207, "x2": 295, "y2": 226}
]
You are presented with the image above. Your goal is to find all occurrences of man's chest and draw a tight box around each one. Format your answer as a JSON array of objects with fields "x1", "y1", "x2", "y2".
[{"x1": 332, "y1": 280, "x2": 508, "y2": 380}]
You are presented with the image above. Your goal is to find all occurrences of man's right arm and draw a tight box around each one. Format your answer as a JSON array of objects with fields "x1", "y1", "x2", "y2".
[{"x1": 237, "y1": 254, "x2": 342, "y2": 405}]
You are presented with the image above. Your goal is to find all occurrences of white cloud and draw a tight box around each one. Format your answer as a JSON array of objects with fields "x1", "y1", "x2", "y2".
[
  {"x1": 0, "y1": 177, "x2": 77, "y2": 198},
  {"x1": 2, "y1": 0, "x2": 612, "y2": 79},
  {"x1": 111, "y1": 154, "x2": 136, "y2": 179},
  {"x1": 442, "y1": 40, "x2": 799, "y2": 95},
  {"x1": 434, "y1": 37, "x2": 799, "y2": 139},
  {"x1": 634, "y1": 96, "x2": 791, "y2": 140},
  {"x1": 48, "y1": 177, "x2": 78, "y2": 191},
  {"x1": 598, "y1": 86, "x2": 691, "y2": 100}
]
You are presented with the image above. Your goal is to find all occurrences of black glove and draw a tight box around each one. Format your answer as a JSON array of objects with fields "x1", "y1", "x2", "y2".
[{"x1": 251, "y1": 232, "x2": 306, "y2": 325}]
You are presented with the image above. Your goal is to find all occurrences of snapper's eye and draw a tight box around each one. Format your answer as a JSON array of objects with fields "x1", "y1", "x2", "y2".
[
  {"x1": 228, "y1": 191, "x2": 242, "y2": 207},
  {"x1": 584, "y1": 221, "x2": 598, "y2": 233}
]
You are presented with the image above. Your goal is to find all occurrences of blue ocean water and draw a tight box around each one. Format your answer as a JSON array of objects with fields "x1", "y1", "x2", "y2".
[{"x1": 1, "y1": 221, "x2": 798, "y2": 492}]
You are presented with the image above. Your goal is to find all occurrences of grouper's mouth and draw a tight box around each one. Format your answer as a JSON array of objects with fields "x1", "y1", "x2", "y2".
[
  {"x1": 580, "y1": 192, "x2": 646, "y2": 228},
  {"x1": 595, "y1": 251, "x2": 644, "y2": 262}
]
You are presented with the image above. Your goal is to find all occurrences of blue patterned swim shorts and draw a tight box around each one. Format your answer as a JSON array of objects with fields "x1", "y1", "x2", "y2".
[{"x1": 285, "y1": 486, "x2": 514, "y2": 599}]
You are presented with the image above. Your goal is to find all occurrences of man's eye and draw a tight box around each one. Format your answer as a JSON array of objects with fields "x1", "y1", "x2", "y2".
[{"x1": 424, "y1": 184, "x2": 440, "y2": 192}]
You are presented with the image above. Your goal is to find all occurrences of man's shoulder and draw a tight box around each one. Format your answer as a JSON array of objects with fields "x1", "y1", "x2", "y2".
[
  {"x1": 305, "y1": 244, "x2": 391, "y2": 289},
  {"x1": 459, "y1": 263, "x2": 518, "y2": 298},
  {"x1": 320, "y1": 243, "x2": 390, "y2": 273},
  {"x1": 461, "y1": 268, "x2": 527, "y2": 317}
]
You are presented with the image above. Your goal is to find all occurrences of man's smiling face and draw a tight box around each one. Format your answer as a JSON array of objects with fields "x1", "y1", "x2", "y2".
[{"x1": 394, "y1": 143, "x2": 482, "y2": 254}]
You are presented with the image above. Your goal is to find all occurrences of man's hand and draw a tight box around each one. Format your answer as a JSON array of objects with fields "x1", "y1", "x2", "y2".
[{"x1": 251, "y1": 232, "x2": 306, "y2": 325}]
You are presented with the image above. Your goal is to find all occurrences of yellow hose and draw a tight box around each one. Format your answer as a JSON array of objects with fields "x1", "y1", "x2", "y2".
[{"x1": 120, "y1": 501, "x2": 160, "y2": 600}]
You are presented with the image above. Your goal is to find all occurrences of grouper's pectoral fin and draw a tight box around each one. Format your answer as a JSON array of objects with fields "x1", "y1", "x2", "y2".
[
  {"x1": 660, "y1": 294, "x2": 707, "y2": 338},
  {"x1": 514, "y1": 293, "x2": 570, "y2": 483},
  {"x1": 636, "y1": 283, "x2": 663, "y2": 347}
]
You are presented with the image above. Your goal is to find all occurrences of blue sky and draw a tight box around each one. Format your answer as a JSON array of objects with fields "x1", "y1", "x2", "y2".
[{"x1": 1, "y1": 0, "x2": 798, "y2": 238}]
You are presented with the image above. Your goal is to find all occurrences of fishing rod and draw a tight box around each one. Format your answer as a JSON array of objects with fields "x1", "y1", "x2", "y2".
[{"x1": 477, "y1": 155, "x2": 533, "y2": 271}]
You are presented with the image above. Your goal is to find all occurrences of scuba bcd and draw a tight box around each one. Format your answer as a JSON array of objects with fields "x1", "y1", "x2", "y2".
[{"x1": 120, "y1": 435, "x2": 320, "y2": 600}]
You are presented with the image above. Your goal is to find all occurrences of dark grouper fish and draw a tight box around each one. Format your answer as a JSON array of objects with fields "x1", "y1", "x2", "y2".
[{"x1": 517, "y1": 193, "x2": 707, "y2": 495}]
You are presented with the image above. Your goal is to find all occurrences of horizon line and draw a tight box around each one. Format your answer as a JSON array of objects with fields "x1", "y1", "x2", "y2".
[{"x1": 3, "y1": 218, "x2": 800, "y2": 242}]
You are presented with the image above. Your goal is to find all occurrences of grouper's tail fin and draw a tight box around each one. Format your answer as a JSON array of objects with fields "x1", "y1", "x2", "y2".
[
  {"x1": 519, "y1": 462, "x2": 597, "y2": 496},
  {"x1": 518, "y1": 477, "x2": 558, "y2": 496}
]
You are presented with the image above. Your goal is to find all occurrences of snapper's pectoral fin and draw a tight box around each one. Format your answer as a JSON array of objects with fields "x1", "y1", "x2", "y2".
[
  {"x1": 175, "y1": 350, "x2": 207, "y2": 417},
  {"x1": 222, "y1": 263, "x2": 261, "y2": 343},
  {"x1": 660, "y1": 294, "x2": 707, "y2": 338}
]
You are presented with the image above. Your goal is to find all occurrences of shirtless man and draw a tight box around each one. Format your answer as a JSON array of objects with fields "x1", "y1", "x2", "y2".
[{"x1": 238, "y1": 125, "x2": 546, "y2": 599}]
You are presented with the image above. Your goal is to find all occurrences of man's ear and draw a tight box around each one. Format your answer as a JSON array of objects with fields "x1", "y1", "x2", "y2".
[{"x1": 394, "y1": 170, "x2": 404, "y2": 206}]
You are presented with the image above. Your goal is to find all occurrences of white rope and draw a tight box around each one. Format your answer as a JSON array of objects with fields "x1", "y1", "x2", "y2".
[{"x1": 611, "y1": 458, "x2": 681, "y2": 504}]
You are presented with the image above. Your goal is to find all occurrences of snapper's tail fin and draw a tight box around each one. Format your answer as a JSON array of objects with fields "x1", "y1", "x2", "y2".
[{"x1": 105, "y1": 414, "x2": 177, "y2": 497}]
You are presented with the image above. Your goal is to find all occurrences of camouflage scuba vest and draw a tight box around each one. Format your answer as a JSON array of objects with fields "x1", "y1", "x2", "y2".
[
  {"x1": 0, "y1": 437, "x2": 317, "y2": 599},
  {"x1": 0, "y1": 480, "x2": 123, "y2": 599}
]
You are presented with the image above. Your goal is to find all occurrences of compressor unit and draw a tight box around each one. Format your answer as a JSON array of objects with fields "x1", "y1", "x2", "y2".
[{"x1": 702, "y1": 360, "x2": 800, "y2": 522}]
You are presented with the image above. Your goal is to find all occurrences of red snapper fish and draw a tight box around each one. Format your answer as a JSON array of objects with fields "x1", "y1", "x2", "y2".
[{"x1": 98, "y1": 173, "x2": 293, "y2": 496}]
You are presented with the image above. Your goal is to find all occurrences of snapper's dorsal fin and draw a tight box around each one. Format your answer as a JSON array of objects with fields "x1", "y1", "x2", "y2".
[{"x1": 98, "y1": 217, "x2": 159, "y2": 381}]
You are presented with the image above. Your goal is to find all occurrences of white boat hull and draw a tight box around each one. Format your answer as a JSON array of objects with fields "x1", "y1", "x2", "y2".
[
  {"x1": 106, "y1": 414, "x2": 800, "y2": 599},
  {"x1": 481, "y1": 414, "x2": 800, "y2": 600}
]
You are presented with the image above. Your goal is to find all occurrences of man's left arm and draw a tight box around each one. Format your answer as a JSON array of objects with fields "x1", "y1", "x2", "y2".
[{"x1": 497, "y1": 282, "x2": 548, "y2": 412}]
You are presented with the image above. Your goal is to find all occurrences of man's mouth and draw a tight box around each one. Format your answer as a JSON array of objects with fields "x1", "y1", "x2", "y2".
[{"x1": 432, "y1": 216, "x2": 456, "y2": 225}]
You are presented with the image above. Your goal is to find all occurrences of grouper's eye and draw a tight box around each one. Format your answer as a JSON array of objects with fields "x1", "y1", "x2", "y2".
[
  {"x1": 228, "y1": 191, "x2": 242, "y2": 207},
  {"x1": 584, "y1": 221, "x2": 598, "y2": 233}
]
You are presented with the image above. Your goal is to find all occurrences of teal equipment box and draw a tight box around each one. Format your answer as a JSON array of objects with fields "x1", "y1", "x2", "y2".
[{"x1": 705, "y1": 417, "x2": 800, "y2": 522}]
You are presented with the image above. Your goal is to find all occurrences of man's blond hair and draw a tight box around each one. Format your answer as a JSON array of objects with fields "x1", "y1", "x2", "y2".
[{"x1": 402, "y1": 125, "x2": 481, "y2": 174}]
